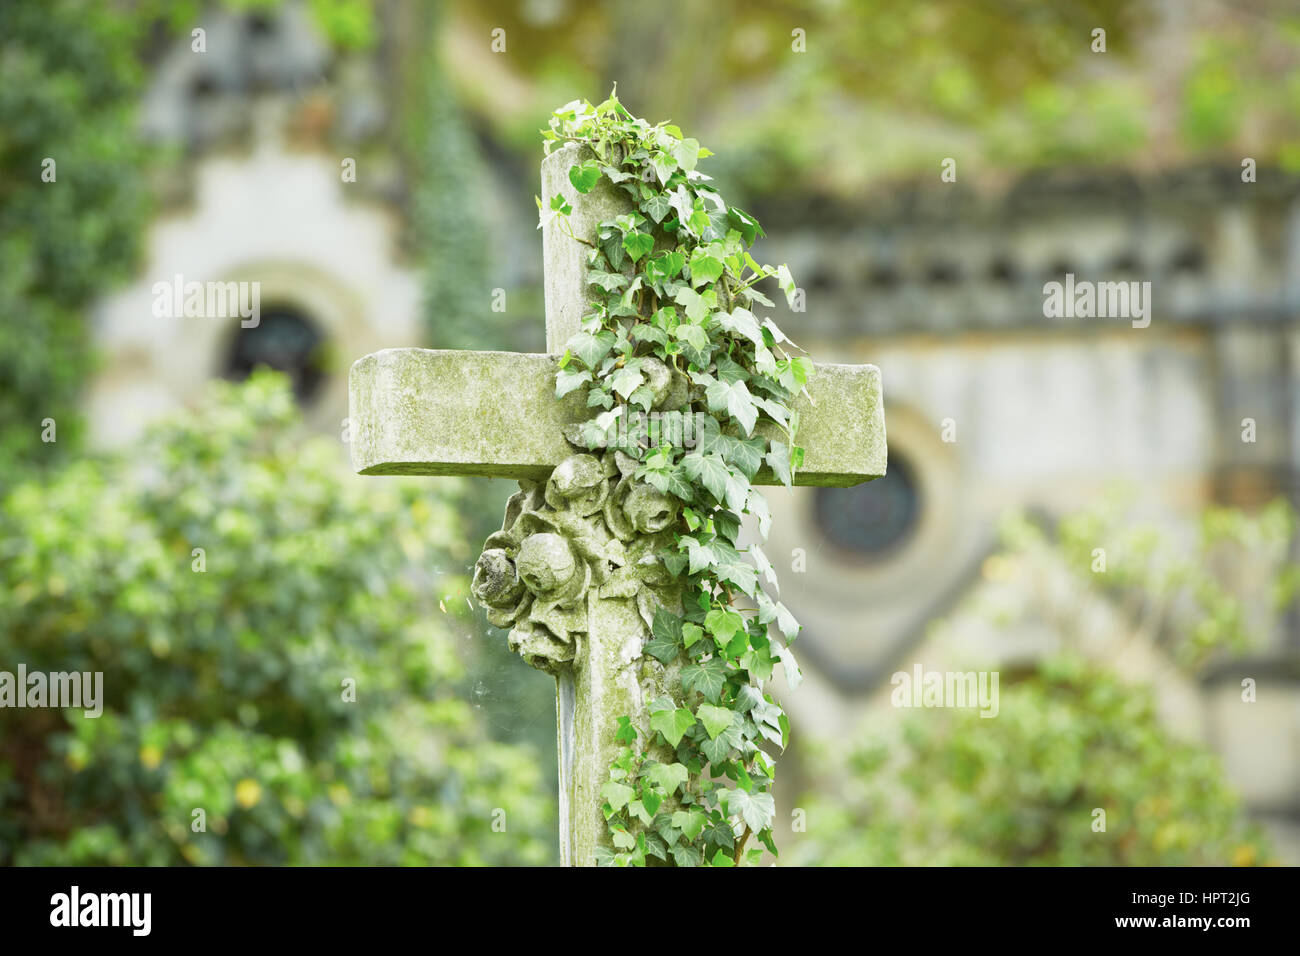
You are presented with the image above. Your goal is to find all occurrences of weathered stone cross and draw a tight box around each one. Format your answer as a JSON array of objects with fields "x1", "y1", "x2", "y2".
[{"x1": 349, "y1": 144, "x2": 886, "y2": 866}]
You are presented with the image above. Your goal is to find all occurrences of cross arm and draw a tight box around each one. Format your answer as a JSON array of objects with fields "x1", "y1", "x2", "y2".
[{"x1": 349, "y1": 348, "x2": 886, "y2": 486}]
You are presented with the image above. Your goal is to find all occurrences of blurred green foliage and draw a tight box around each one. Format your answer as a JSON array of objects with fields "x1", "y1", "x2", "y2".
[
  {"x1": 402, "y1": 2, "x2": 497, "y2": 352},
  {"x1": 1008, "y1": 494, "x2": 1300, "y2": 670},
  {"x1": 0, "y1": 0, "x2": 150, "y2": 469},
  {"x1": 450, "y1": 0, "x2": 1300, "y2": 191},
  {"x1": 0, "y1": 373, "x2": 552, "y2": 865},
  {"x1": 794, "y1": 657, "x2": 1272, "y2": 866},
  {"x1": 793, "y1": 495, "x2": 1291, "y2": 866}
]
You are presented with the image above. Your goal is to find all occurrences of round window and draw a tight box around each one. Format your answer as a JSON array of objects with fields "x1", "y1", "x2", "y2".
[{"x1": 813, "y1": 452, "x2": 921, "y2": 559}]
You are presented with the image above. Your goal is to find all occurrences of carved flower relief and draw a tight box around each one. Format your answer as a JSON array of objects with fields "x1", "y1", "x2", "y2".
[
  {"x1": 544, "y1": 454, "x2": 608, "y2": 515},
  {"x1": 471, "y1": 450, "x2": 683, "y2": 673}
]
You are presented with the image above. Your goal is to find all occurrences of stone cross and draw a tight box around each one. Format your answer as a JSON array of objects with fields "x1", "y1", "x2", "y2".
[{"x1": 349, "y1": 144, "x2": 886, "y2": 866}]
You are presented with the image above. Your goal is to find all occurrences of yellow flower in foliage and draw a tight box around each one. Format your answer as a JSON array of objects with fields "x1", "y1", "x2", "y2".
[
  {"x1": 235, "y1": 778, "x2": 262, "y2": 809},
  {"x1": 139, "y1": 745, "x2": 163, "y2": 770}
]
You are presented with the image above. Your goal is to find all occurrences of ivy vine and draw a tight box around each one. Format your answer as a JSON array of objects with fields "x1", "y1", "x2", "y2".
[{"x1": 540, "y1": 91, "x2": 811, "y2": 867}]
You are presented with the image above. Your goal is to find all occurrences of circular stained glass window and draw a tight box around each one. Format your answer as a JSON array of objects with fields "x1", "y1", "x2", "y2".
[
  {"x1": 813, "y1": 453, "x2": 921, "y2": 558},
  {"x1": 224, "y1": 305, "x2": 326, "y2": 404}
]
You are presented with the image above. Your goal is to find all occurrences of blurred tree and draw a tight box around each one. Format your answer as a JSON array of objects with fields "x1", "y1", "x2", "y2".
[
  {"x1": 0, "y1": 0, "x2": 151, "y2": 469},
  {"x1": 400, "y1": 1, "x2": 500, "y2": 352},
  {"x1": 0, "y1": 373, "x2": 552, "y2": 865},
  {"x1": 446, "y1": 0, "x2": 1300, "y2": 190}
]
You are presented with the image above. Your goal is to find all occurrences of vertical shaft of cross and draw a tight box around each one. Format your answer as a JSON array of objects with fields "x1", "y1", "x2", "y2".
[{"x1": 540, "y1": 144, "x2": 668, "y2": 866}]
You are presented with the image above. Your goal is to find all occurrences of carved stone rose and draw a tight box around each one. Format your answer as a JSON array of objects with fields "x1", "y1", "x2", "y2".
[{"x1": 474, "y1": 445, "x2": 682, "y2": 674}]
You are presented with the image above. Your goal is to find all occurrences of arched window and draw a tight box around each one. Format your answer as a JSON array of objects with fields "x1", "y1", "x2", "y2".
[{"x1": 224, "y1": 304, "x2": 326, "y2": 404}]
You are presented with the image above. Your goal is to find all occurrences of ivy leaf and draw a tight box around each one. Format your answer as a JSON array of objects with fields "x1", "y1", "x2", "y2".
[
  {"x1": 627, "y1": 799, "x2": 653, "y2": 826},
  {"x1": 641, "y1": 790, "x2": 664, "y2": 818},
  {"x1": 705, "y1": 378, "x2": 758, "y2": 436},
  {"x1": 647, "y1": 249, "x2": 685, "y2": 282},
  {"x1": 622, "y1": 230, "x2": 655, "y2": 262},
  {"x1": 644, "y1": 831, "x2": 669, "y2": 861},
  {"x1": 740, "y1": 642, "x2": 774, "y2": 682},
  {"x1": 765, "y1": 440, "x2": 793, "y2": 487},
  {"x1": 774, "y1": 263, "x2": 799, "y2": 308},
  {"x1": 702, "y1": 817, "x2": 736, "y2": 851},
  {"x1": 681, "y1": 658, "x2": 728, "y2": 703},
  {"x1": 642, "y1": 461, "x2": 695, "y2": 502},
  {"x1": 651, "y1": 150, "x2": 677, "y2": 186},
  {"x1": 774, "y1": 602, "x2": 800, "y2": 642},
  {"x1": 610, "y1": 364, "x2": 645, "y2": 400},
  {"x1": 711, "y1": 539, "x2": 758, "y2": 596},
  {"x1": 673, "y1": 323, "x2": 711, "y2": 368},
  {"x1": 775, "y1": 640, "x2": 803, "y2": 689},
  {"x1": 642, "y1": 192, "x2": 673, "y2": 223},
  {"x1": 754, "y1": 396, "x2": 790, "y2": 428},
  {"x1": 734, "y1": 683, "x2": 764, "y2": 713},
  {"x1": 673, "y1": 285, "x2": 716, "y2": 323},
  {"x1": 688, "y1": 205, "x2": 712, "y2": 235},
  {"x1": 748, "y1": 489, "x2": 772, "y2": 538},
  {"x1": 751, "y1": 544, "x2": 777, "y2": 590},
  {"x1": 705, "y1": 608, "x2": 745, "y2": 646},
  {"x1": 673, "y1": 137, "x2": 701, "y2": 172},
  {"x1": 555, "y1": 367, "x2": 592, "y2": 398},
  {"x1": 727, "y1": 206, "x2": 765, "y2": 245},
  {"x1": 616, "y1": 274, "x2": 645, "y2": 315},
  {"x1": 645, "y1": 609, "x2": 683, "y2": 664},
  {"x1": 722, "y1": 788, "x2": 776, "y2": 833},
  {"x1": 699, "y1": 723, "x2": 740, "y2": 765},
  {"x1": 601, "y1": 780, "x2": 635, "y2": 814},
  {"x1": 710, "y1": 850, "x2": 735, "y2": 867},
  {"x1": 717, "y1": 307, "x2": 764, "y2": 347},
  {"x1": 614, "y1": 715, "x2": 637, "y2": 745},
  {"x1": 601, "y1": 163, "x2": 636, "y2": 183},
  {"x1": 681, "y1": 451, "x2": 730, "y2": 504},
  {"x1": 712, "y1": 354, "x2": 749, "y2": 384},
  {"x1": 672, "y1": 843, "x2": 703, "y2": 867},
  {"x1": 537, "y1": 192, "x2": 572, "y2": 228},
  {"x1": 722, "y1": 435, "x2": 765, "y2": 479},
  {"x1": 631, "y1": 323, "x2": 669, "y2": 349},
  {"x1": 688, "y1": 247, "x2": 724, "y2": 287},
  {"x1": 565, "y1": 330, "x2": 616, "y2": 371},
  {"x1": 696, "y1": 703, "x2": 736, "y2": 739},
  {"x1": 588, "y1": 269, "x2": 628, "y2": 292},
  {"x1": 649, "y1": 706, "x2": 696, "y2": 748},
  {"x1": 754, "y1": 698, "x2": 785, "y2": 749},
  {"x1": 569, "y1": 161, "x2": 602, "y2": 193},
  {"x1": 668, "y1": 184, "x2": 694, "y2": 225},
  {"x1": 629, "y1": 385, "x2": 656, "y2": 413},
  {"x1": 671, "y1": 809, "x2": 707, "y2": 842},
  {"x1": 645, "y1": 761, "x2": 690, "y2": 794},
  {"x1": 682, "y1": 622, "x2": 705, "y2": 648},
  {"x1": 679, "y1": 535, "x2": 717, "y2": 574}
]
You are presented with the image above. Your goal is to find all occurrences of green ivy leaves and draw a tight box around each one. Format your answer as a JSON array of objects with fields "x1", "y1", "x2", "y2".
[
  {"x1": 649, "y1": 704, "x2": 696, "y2": 748},
  {"x1": 569, "y1": 160, "x2": 602, "y2": 193},
  {"x1": 544, "y1": 89, "x2": 810, "y2": 868}
]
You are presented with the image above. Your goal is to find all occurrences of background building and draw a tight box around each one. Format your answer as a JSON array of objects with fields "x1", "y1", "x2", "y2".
[{"x1": 59, "y1": 0, "x2": 1300, "y2": 863}]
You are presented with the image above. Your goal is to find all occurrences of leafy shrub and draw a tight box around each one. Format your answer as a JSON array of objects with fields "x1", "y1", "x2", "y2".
[{"x1": 0, "y1": 372, "x2": 551, "y2": 865}]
